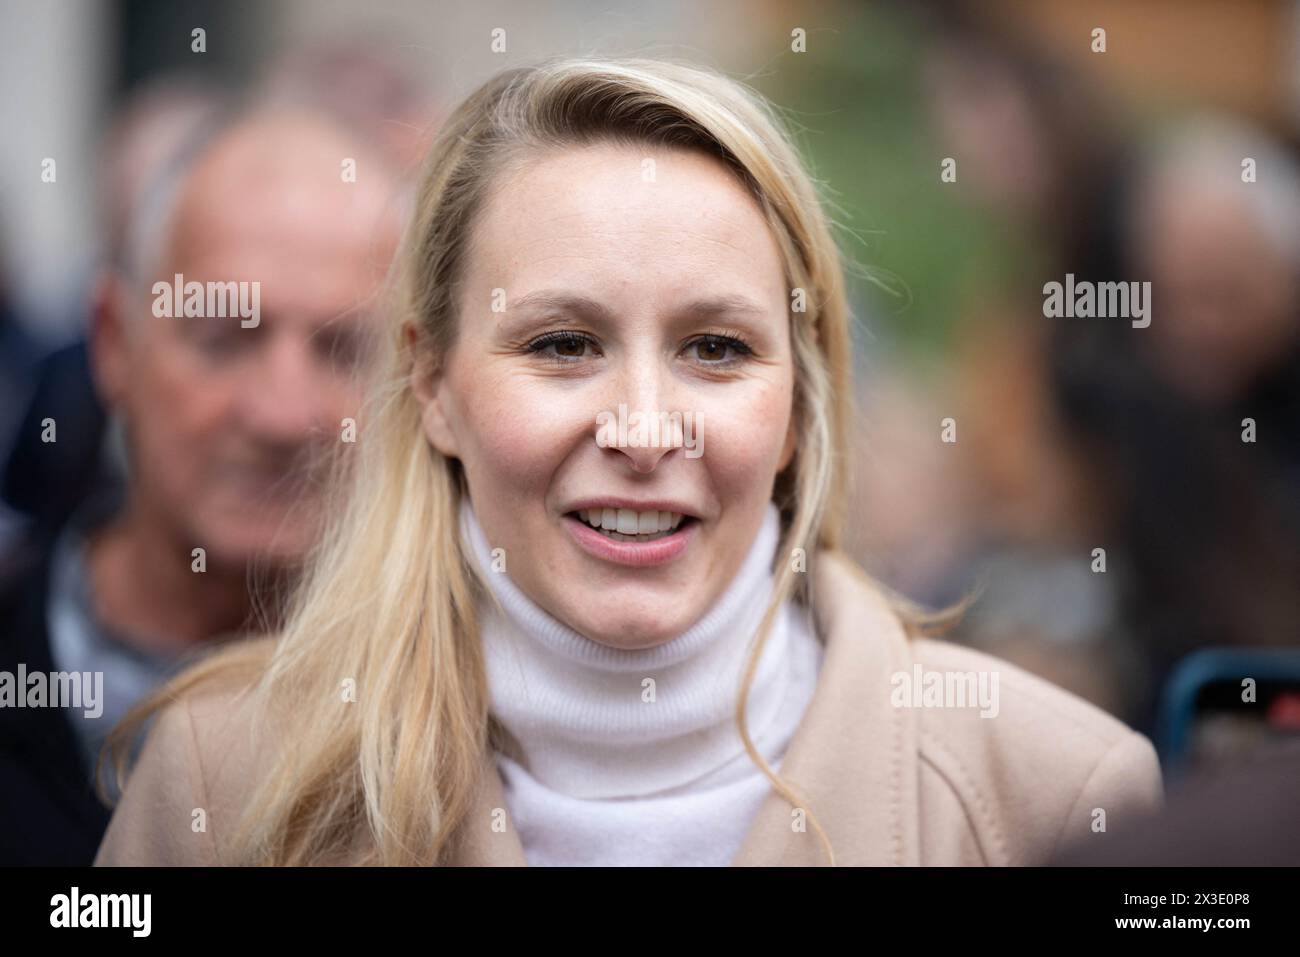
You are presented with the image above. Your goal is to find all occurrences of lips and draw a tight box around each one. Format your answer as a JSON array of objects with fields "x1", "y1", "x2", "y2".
[{"x1": 562, "y1": 507, "x2": 698, "y2": 566}]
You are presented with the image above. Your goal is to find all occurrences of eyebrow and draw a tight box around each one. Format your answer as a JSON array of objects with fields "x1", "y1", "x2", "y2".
[{"x1": 506, "y1": 290, "x2": 771, "y2": 324}]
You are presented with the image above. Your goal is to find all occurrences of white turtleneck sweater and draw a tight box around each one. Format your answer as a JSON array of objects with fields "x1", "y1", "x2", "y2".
[{"x1": 459, "y1": 499, "x2": 825, "y2": 866}]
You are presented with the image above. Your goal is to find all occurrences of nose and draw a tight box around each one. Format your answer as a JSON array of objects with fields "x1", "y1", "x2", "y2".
[
  {"x1": 238, "y1": 333, "x2": 329, "y2": 447},
  {"x1": 596, "y1": 350, "x2": 684, "y2": 473}
]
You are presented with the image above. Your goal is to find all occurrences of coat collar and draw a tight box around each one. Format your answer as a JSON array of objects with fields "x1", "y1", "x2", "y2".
[{"x1": 447, "y1": 550, "x2": 919, "y2": 866}]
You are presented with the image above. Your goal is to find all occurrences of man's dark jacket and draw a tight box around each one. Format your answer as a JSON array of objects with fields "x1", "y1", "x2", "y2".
[{"x1": 0, "y1": 537, "x2": 112, "y2": 865}]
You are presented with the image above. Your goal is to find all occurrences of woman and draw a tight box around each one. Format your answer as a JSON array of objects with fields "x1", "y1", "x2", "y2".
[{"x1": 95, "y1": 57, "x2": 1161, "y2": 867}]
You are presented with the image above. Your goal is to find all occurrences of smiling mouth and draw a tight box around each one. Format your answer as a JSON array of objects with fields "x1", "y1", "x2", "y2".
[{"x1": 566, "y1": 508, "x2": 697, "y2": 543}]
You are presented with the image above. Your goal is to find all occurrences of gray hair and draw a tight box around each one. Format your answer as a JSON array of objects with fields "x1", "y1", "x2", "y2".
[
  {"x1": 1128, "y1": 114, "x2": 1300, "y2": 269},
  {"x1": 117, "y1": 108, "x2": 237, "y2": 286}
]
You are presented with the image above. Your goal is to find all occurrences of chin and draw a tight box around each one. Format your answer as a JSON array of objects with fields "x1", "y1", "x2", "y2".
[
  {"x1": 199, "y1": 521, "x2": 313, "y2": 573},
  {"x1": 568, "y1": 609, "x2": 686, "y2": 650}
]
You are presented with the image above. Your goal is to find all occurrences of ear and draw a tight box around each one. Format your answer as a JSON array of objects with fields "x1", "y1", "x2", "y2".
[
  {"x1": 88, "y1": 272, "x2": 131, "y2": 411},
  {"x1": 406, "y1": 322, "x2": 460, "y2": 459}
]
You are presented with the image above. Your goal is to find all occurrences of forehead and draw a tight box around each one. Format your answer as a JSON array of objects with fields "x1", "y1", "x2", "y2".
[
  {"x1": 465, "y1": 141, "x2": 788, "y2": 306},
  {"x1": 163, "y1": 124, "x2": 400, "y2": 314}
]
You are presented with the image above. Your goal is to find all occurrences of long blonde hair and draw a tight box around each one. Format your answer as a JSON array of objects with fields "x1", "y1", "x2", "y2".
[{"x1": 105, "y1": 56, "x2": 947, "y2": 866}]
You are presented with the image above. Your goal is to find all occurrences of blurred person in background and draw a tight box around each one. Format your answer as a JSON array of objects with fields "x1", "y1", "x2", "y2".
[
  {"x1": 3, "y1": 36, "x2": 437, "y2": 540},
  {"x1": 0, "y1": 103, "x2": 406, "y2": 865},
  {"x1": 852, "y1": 6, "x2": 1145, "y2": 722},
  {"x1": 1049, "y1": 115, "x2": 1300, "y2": 734},
  {"x1": 2, "y1": 77, "x2": 227, "y2": 543}
]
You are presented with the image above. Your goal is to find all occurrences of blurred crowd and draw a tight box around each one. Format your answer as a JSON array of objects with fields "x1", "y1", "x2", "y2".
[
  {"x1": 1, "y1": 1, "x2": 1297, "y2": 865},
  {"x1": 842, "y1": 3, "x2": 1300, "y2": 755}
]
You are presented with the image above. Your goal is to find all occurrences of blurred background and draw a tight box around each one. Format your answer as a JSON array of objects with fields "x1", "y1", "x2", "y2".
[{"x1": 1, "y1": 0, "x2": 1299, "y2": 857}]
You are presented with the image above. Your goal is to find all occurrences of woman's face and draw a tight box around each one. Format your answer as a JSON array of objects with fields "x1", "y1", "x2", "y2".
[{"x1": 417, "y1": 141, "x2": 796, "y2": 649}]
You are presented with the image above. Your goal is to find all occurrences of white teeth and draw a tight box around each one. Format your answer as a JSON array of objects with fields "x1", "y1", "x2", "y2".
[
  {"x1": 575, "y1": 507, "x2": 686, "y2": 537},
  {"x1": 660, "y1": 511, "x2": 680, "y2": 532}
]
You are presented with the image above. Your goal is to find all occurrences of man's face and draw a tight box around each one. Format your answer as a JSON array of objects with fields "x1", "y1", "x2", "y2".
[
  {"x1": 97, "y1": 117, "x2": 400, "y2": 570},
  {"x1": 1136, "y1": 177, "x2": 1300, "y2": 404}
]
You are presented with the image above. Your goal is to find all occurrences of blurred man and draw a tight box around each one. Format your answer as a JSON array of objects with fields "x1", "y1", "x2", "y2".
[
  {"x1": 2, "y1": 78, "x2": 226, "y2": 541},
  {"x1": 0, "y1": 107, "x2": 404, "y2": 864},
  {"x1": 1050, "y1": 117, "x2": 1300, "y2": 733}
]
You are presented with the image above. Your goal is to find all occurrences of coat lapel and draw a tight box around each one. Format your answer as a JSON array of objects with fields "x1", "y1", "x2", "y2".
[
  {"x1": 447, "y1": 549, "x2": 919, "y2": 867},
  {"x1": 446, "y1": 748, "x2": 528, "y2": 866},
  {"x1": 731, "y1": 551, "x2": 920, "y2": 866}
]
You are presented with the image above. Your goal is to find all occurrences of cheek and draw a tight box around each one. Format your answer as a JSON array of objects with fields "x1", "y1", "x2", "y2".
[
  {"x1": 694, "y1": 379, "x2": 793, "y2": 488},
  {"x1": 452, "y1": 370, "x2": 581, "y2": 497},
  {"x1": 321, "y1": 377, "x2": 364, "y2": 421},
  {"x1": 129, "y1": 351, "x2": 236, "y2": 455}
]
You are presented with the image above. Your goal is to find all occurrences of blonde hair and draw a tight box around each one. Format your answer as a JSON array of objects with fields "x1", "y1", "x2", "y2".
[{"x1": 105, "y1": 56, "x2": 949, "y2": 866}]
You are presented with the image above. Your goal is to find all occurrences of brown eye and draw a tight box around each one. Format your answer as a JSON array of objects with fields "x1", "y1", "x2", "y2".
[
  {"x1": 688, "y1": 334, "x2": 752, "y2": 365},
  {"x1": 553, "y1": 335, "x2": 587, "y2": 357},
  {"x1": 525, "y1": 331, "x2": 598, "y2": 362},
  {"x1": 695, "y1": 338, "x2": 728, "y2": 362}
]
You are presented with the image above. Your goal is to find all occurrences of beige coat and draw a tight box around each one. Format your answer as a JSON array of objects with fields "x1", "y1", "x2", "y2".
[{"x1": 94, "y1": 551, "x2": 1163, "y2": 866}]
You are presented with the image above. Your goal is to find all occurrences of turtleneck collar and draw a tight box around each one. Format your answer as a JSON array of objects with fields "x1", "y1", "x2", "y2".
[{"x1": 459, "y1": 499, "x2": 807, "y2": 799}]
